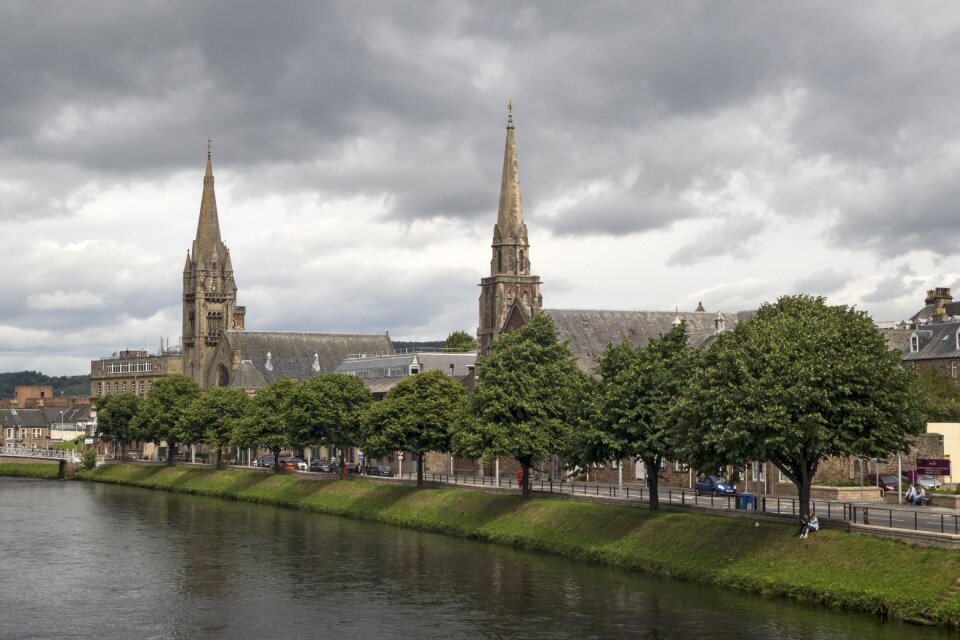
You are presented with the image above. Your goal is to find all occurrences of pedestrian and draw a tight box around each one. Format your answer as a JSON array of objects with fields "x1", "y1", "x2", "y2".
[
  {"x1": 916, "y1": 485, "x2": 927, "y2": 506},
  {"x1": 905, "y1": 483, "x2": 916, "y2": 505}
]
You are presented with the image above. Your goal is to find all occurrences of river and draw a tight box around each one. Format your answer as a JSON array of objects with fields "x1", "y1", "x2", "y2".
[{"x1": 0, "y1": 477, "x2": 950, "y2": 639}]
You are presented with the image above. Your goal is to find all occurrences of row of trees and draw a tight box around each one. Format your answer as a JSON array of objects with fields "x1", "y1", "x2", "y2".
[{"x1": 97, "y1": 295, "x2": 924, "y2": 515}]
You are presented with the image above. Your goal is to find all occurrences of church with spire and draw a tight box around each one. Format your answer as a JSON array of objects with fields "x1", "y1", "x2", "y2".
[
  {"x1": 182, "y1": 148, "x2": 246, "y2": 388},
  {"x1": 477, "y1": 105, "x2": 751, "y2": 373},
  {"x1": 477, "y1": 102, "x2": 542, "y2": 356}
]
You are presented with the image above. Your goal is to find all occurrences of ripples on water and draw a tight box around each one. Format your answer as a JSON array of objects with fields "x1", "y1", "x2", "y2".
[{"x1": 0, "y1": 477, "x2": 950, "y2": 639}]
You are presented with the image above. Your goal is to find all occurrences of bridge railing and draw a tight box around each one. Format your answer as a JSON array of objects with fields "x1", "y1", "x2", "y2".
[{"x1": 0, "y1": 446, "x2": 79, "y2": 463}]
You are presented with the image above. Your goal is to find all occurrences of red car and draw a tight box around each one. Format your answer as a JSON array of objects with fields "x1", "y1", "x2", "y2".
[
  {"x1": 280, "y1": 457, "x2": 303, "y2": 470},
  {"x1": 866, "y1": 474, "x2": 900, "y2": 492}
]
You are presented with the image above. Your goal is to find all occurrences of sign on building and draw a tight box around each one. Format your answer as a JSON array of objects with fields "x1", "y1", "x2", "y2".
[{"x1": 916, "y1": 458, "x2": 951, "y2": 476}]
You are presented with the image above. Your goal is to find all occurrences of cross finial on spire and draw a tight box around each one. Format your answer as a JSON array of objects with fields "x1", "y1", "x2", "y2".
[
  {"x1": 507, "y1": 100, "x2": 514, "y2": 129},
  {"x1": 207, "y1": 138, "x2": 212, "y2": 158}
]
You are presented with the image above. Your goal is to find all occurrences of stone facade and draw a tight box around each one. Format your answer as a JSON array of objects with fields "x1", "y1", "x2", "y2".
[
  {"x1": 182, "y1": 152, "x2": 246, "y2": 389},
  {"x1": 477, "y1": 103, "x2": 542, "y2": 356},
  {"x1": 90, "y1": 348, "x2": 183, "y2": 399}
]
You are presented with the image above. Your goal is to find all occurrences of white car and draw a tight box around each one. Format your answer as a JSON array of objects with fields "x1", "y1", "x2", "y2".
[{"x1": 297, "y1": 460, "x2": 308, "y2": 471}]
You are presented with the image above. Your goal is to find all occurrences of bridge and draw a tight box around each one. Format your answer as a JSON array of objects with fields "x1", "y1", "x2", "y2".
[{"x1": 0, "y1": 446, "x2": 81, "y2": 478}]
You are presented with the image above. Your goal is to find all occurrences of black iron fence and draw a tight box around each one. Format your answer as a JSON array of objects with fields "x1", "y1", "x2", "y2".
[{"x1": 398, "y1": 471, "x2": 960, "y2": 536}]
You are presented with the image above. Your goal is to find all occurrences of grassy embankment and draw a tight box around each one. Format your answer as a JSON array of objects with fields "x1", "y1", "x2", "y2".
[
  {"x1": 8, "y1": 463, "x2": 960, "y2": 627},
  {"x1": 0, "y1": 462, "x2": 66, "y2": 479}
]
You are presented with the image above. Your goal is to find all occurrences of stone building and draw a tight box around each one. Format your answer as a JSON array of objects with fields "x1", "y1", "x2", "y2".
[
  {"x1": 335, "y1": 350, "x2": 476, "y2": 399},
  {"x1": 89, "y1": 346, "x2": 183, "y2": 399},
  {"x1": 182, "y1": 151, "x2": 246, "y2": 388},
  {"x1": 1, "y1": 409, "x2": 51, "y2": 449}
]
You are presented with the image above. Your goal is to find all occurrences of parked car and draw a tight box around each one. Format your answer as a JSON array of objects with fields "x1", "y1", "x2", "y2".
[
  {"x1": 296, "y1": 459, "x2": 308, "y2": 471},
  {"x1": 376, "y1": 465, "x2": 394, "y2": 477},
  {"x1": 343, "y1": 462, "x2": 360, "y2": 475},
  {"x1": 695, "y1": 475, "x2": 736, "y2": 496},
  {"x1": 866, "y1": 474, "x2": 900, "y2": 492},
  {"x1": 364, "y1": 465, "x2": 382, "y2": 476},
  {"x1": 903, "y1": 471, "x2": 942, "y2": 490},
  {"x1": 256, "y1": 455, "x2": 275, "y2": 468},
  {"x1": 280, "y1": 457, "x2": 302, "y2": 470},
  {"x1": 309, "y1": 458, "x2": 332, "y2": 473}
]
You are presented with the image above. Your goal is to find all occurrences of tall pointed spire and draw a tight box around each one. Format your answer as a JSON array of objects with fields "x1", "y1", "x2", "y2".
[
  {"x1": 496, "y1": 100, "x2": 524, "y2": 233},
  {"x1": 195, "y1": 141, "x2": 222, "y2": 252}
]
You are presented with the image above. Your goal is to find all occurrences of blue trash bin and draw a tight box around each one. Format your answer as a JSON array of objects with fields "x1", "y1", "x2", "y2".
[{"x1": 737, "y1": 493, "x2": 754, "y2": 510}]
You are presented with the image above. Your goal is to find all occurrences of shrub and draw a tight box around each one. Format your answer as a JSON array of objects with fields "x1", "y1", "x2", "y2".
[{"x1": 81, "y1": 448, "x2": 97, "y2": 470}]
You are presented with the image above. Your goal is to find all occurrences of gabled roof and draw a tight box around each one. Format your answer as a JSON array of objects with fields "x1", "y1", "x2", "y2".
[
  {"x1": 544, "y1": 308, "x2": 753, "y2": 372},
  {"x1": 890, "y1": 321, "x2": 960, "y2": 361},
  {"x1": 228, "y1": 360, "x2": 268, "y2": 389},
  {"x1": 40, "y1": 406, "x2": 91, "y2": 424},
  {"x1": 0, "y1": 409, "x2": 49, "y2": 428},
  {"x1": 224, "y1": 330, "x2": 395, "y2": 388}
]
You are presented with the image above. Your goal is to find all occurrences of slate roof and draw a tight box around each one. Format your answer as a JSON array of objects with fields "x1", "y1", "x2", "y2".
[
  {"x1": 40, "y1": 406, "x2": 91, "y2": 424},
  {"x1": 543, "y1": 308, "x2": 754, "y2": 372},
  {"x1": 228, "y1": 360, "x2": 268, "y2": 389},
  {"x1": 910, "y1": 302, "x2": 960, "y2": 324},
  {"x1": 0, "y1": 409, "x2": 50, "y2": 428},
  {"x1": 890, "y1": 321, "x2": 960, "y2": 362},
  {"x1": 224, "y1": 330, "x2": 395, "y2": 387}
]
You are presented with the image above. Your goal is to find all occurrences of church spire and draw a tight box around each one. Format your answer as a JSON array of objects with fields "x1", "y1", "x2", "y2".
[
  {"x1": 496, "y1": 100, "x2": 524, "y2": 234},
  {"x1": 195, "y1": 142, "x2": 222, "y2": 252}
]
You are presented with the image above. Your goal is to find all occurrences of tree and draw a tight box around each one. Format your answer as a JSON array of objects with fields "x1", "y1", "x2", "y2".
[
  {"x1": 130, "y1": 375, "x2": 200, "y2": 466},
  {"x1": 289, "y1": 374, "x2": 370, "y2": 476},
  {"x1": 675, "y1": 295, "x2": 924, "y2": 516},
  {"x1": 914, "y1": 369, "x2": 960, "y2": 422},
  {"x1": 362, "y1": 370, "x2": 468, "y2": 487},
  {"x1": 180, "y1": 387, "x2": 250, "y2": 469},
  {"x1": 95, "y1": 393, "x2": 141, "y2": 460},
  {"x1": 589, "y1": 323, "x2": 696, "y2": 510},
  {"x1": 241, "y1": 376, "x2": 299, "y2": 473},
  {"x1": 443, "y1": 330, "x2": 477, "y2": 352},
  {"x1": 454, "y1": 314, "x2": 587, "y2": 498}
]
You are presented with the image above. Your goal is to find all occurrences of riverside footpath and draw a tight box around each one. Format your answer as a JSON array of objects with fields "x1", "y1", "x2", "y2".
[{"x1": 391, "y1": 471, "x2": 960, "y2": 548}]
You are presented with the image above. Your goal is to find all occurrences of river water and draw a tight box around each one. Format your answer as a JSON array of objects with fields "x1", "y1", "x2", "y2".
[{"x1": 0, "y1": 477, "x2": 951, "y2": 639}]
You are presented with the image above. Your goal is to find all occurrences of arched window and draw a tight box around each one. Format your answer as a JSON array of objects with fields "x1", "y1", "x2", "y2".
[
  {"x1": 497, "y1": 250, "x2": 502, "y2": 273},
  {"x1": 217, "y1": 364, "x2": 230, "y2": 387},
  {"x1": 519, "y1": 249, "x2": 525, "y2": 272}
]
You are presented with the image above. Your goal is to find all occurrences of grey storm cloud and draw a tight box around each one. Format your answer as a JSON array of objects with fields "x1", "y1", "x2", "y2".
[
  {"x1": 7, "y1": 1, "x2": 960, "y2": 373},
  {"x1": 793, "y1": 269, "x2": 851, "y2": 297}
]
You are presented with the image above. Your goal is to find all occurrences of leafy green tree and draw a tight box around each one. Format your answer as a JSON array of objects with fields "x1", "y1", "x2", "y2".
[
  {"x1": 95, "y1": 393, "x2": 140, "y2": 460},
  {"x1": 290, "y1": 374, "x2": 370, "y2": 476},
  {"x1": 180, "y1": 387, "x2": 250, "y2": 469},
  {"x1": 589, "y1": 323, "x2": 696, "y2": 510},
  {"x1": 241, "y1": 376, "x2": 299, "y2": 473},
  {"x1": 914, "y1": 369, "x2": 960, "y2": 422},
  {"x1": 443, "y1": 330, "x2": 477, "y2": 352},
  {"x1": 362, "y1": 370, "x2": 467, "y2": 486},
  {"x1": 675, "y1": 295, "x2": 924, "y2": 516},
  {"x1": 454, "y1": 314, "x2": 587, "y2": 498},
  {"x1": 130, "y1": 375, "x2": 200, "y2": 466}
]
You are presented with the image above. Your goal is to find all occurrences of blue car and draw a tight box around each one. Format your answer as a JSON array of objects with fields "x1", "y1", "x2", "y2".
[{"x1": 695, "y1": 475, "x2": 736, "y2": 496}]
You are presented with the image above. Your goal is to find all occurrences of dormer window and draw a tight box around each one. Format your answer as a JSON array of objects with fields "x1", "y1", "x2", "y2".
[
  {"x1": 910, "y1": 334, "x2": 919, "y2": 353},
  {"x1": 955, "y1": 329, "x2": 960, "y2": 351}
]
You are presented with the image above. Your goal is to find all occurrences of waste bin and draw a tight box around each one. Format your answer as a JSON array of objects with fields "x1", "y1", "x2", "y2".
[{"x1": 736, "y1": 493, "x2": 754, "y2": 510}]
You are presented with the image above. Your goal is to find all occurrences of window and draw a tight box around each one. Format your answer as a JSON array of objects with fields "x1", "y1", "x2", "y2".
[
  {"x1": 751, "y1": 462, "x2": 766, "y2": 482},
  {"x1": 97, "y1": 383, "x2": 102, "y2": 396},
  {"x1": 778, "y1": 469, "x2": 790, "y2": 483},
  {"x1": 910, "y1": 334, "x2": 919, "y2": 353},
  {"x1": 674, "y1": 461, "x2": 689, "y2": 472},
  {"x1": 139, "y1": 381, "x2": 145, "y2": 395}
]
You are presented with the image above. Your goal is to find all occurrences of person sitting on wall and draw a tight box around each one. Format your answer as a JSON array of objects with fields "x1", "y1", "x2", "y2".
[
  {"x1": 915, "y1": 486, "x2": 927, "y2": 506},
  {"x1": 905, "y1": 483, "x2": 917, "y2": 505}
]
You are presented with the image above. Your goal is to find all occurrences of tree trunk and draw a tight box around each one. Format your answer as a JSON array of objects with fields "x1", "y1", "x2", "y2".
[
  {"x1": 417, "y1": 452, "x2": 424, "y2": 487},
  {"x1": 519, "y1": 455, "x2": 532, "y2": 499},
  {"x1": 272, "y1": 445, "x2": 282, "y2": 473},
  {"x1": 216, "y1": 447, "x2": 223, "y2": 470},
  {"x1": 795, "y1": 461, "x2": 815, "y2": 517},
  {"x1": 645, "y1": 457, "x2": 660, "y2": 511},
  {"x1": 166, "y1": 442, "x2": 175, "y2": 467}
]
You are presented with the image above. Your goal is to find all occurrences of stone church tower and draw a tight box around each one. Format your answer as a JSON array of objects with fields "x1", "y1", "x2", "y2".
[
  {"x1": 478, "y1": 103, "x2": 542, "y2": 355},
  {"x1": 182, "y1": 150, "x2": 246, "y2": 388}
]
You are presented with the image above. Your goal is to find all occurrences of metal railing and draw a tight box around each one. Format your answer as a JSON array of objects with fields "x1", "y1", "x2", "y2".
[
  {"x1": 396, "y1": 471, "x2": 960, "y2": 536},
  {"x1": 0, "y1": 446, "x2": 80, "y2": 463}
]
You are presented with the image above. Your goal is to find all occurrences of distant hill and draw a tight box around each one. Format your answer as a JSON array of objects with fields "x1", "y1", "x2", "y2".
[
  {"x1": 392, "y1": 340, "x2": 445, "y2": 352},
  {"x1": 0, "y1": 371, "x2": 90, "y2": 399}
]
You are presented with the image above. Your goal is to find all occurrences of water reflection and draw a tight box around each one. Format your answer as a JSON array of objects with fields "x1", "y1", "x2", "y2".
[{"x1": 0, "y1": 478, "x2": 951, "y2": 640}]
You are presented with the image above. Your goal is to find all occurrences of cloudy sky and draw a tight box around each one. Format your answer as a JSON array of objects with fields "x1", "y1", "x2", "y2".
[{"x1": 4, "y1": 1, "x2": 960, "y2": 375}]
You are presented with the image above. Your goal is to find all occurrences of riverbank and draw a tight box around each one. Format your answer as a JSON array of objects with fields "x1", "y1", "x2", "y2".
[
  {"x1": 0, "y1": 462, "x2": 68, "y2": 480},
  {"x1": 11, "y1": 463, "x2": 960, "y2": 627}
]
